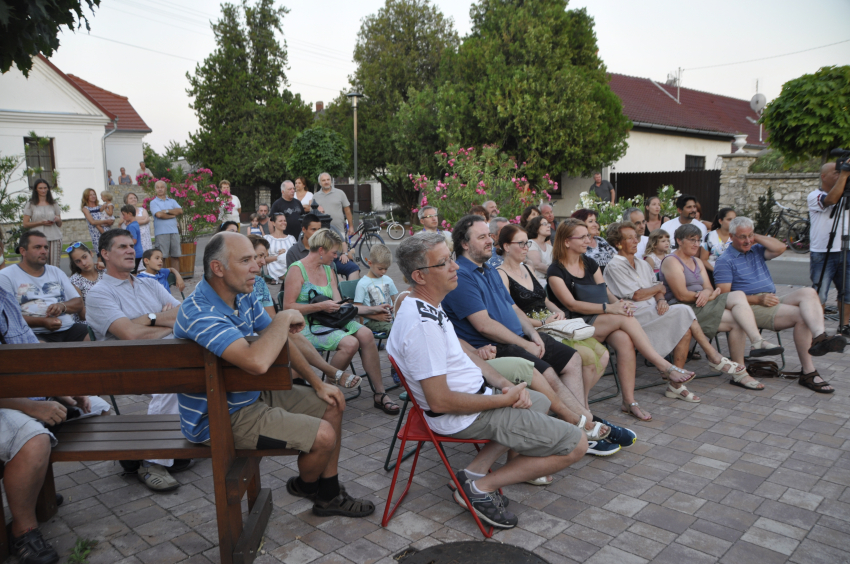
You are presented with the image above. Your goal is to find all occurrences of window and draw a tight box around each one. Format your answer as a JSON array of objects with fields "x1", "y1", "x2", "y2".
[
  {"x1": 685, "y1": 155, "x2": 705, "y2": 171},
  {"x1": 23, "y1": 136, "x2": 55, "y2": 189}
]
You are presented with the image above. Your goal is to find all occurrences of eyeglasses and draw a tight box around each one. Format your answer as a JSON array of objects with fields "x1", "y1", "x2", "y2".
[
  {"x1": 422, "y1": 214, "x2": 438, "y2": 219},
  {"x1": 413, "y1": 257, "x2": 456, "y2": 272},
  {"x1": 65, "y1": 242, "x2": 86, "y2": 253},
  {"x1": 683, "y1": 237, "x2": 702, "y2": 244},
  {"x1": 506, "y1": 241, "x2": 533, "y2": 248},
  {"x1": 568, "y1": 234, "x2": 592, "y2": 241}
]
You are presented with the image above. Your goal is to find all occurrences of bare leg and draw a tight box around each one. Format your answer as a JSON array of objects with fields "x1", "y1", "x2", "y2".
[
  {"x1": 716, "y1": 313, "x2": 764, "y2": 389},
  {"x1": 668, "y1": 329, "x2": 697, "y2": 399},
  {"x1": 329, "y1": 335, "x2": 358, "y2": 371},
  {"x1": 476, "y1": 436, "x2": 588, "y2": 491},
  {"x1": 291, "y1": 333, "x2": 353, "y2": 381},
  {"x1": 5, "y1": 434, "x2": 51, "y2": 537},
  {"x1": 774, "y1": 302, "x2": 832, "y2": 389},
  {"x1": 606, "y1": 329, "x2": 650, "y2": 421},
  {"x1": 781, "y1": 288, "x2": 825, "y2": 337},
  {"x1": 354, "y1": 326, "x2": 387, "y2": 395},
  {"x1": 724, "y1": 291, "x2": 765, "y2": 343},
  {"x1": 593, "y1": 314, "x2": 684, "y2": 377},
  {"x1": 581, "y1": 350, "x2": 608, "y2": 407}
]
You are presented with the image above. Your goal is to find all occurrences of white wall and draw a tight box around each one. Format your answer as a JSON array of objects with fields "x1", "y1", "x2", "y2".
[
  {"x1": 0, "y1": 58, "x2": 110, "y2": 220},
  {"x1": 105, "y1": 132, "x2": 146, "y2": 183},
  {"x1": 613, "y1": 130, "x2": 730, "y2": 173}
]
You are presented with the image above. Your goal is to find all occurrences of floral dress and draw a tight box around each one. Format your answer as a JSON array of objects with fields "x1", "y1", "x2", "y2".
[
  {"x1": 585, "y1": 236, "x2": 616, "y2": 270},
  {"x1": 85, "y1": 205, "x2": 110, "y2": 252},
  {"x1": 292, "y1": 261, "x2": 362, "y2": 350},
  {"x1": 70, "y1": 270, "x2": 103, "y2": 325}
]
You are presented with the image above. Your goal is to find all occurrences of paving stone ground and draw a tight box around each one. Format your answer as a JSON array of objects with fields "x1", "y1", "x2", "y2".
[{"x1": 5, "y1": 256, "x2": 850, "y2": 564}]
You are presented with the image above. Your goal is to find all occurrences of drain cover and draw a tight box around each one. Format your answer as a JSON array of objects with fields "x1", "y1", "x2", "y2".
[{"x1": 399, "y1": 541, "x2": 550, "y2": 564}]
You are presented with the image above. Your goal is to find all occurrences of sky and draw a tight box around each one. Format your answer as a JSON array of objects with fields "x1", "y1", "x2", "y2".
[{"x1": 46, "y1": 0, "x2": 850, "y2": 153}]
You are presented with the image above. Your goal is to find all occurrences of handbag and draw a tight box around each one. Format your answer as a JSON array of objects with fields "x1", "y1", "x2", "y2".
[
  {"x1": 572, "y1": 282, "x2": 609, "y2": 305},
  {"x1": 307, "y1": 289, "x2": 358, "y2": 335},
  {"x1": 537, "y1": 318, "x2": 595, "y2": 341}
]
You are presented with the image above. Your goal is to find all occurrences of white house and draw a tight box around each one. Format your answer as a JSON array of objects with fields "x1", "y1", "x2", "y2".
[{"x1": 0, "y1": 55, "x2": 150, "y2": 221}]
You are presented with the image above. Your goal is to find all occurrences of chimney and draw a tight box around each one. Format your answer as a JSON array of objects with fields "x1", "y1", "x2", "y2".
[{"x1": 316, "y1": 101, "x2": 324, "y2": 112}]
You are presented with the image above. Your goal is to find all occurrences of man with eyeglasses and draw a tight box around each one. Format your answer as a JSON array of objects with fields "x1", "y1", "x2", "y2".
[
  {"x1": 714, "y1": 217, "x2": 845, "y2": 394},
  {"x1": 623, "y1": 207, "x2": 648, "y2": 258},
  {"x1": 419, "y1": 206, "x2": 452, "y2": 250}
]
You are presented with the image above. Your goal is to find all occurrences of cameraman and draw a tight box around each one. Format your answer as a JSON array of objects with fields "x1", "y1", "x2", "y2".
[{"x1": 808, "y1": 161, "x2": 850, "y2": 333}]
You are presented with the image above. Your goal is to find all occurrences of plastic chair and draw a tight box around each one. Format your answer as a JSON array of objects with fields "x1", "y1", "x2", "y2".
[
  {"x1": 166, "y1": 271, "x2": 185, "y2": 300},
  {"x1": 86, "y1": 326, "x2": 121, "y2": 414},
  {"x1": 382, "y1": 356, "x2": 501, "y2": 539}
]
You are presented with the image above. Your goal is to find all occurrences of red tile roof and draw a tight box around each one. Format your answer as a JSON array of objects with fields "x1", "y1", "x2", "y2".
[
  {"x1": 66, "y1": 73, "x2": 152, "y2": 133},
  {"x1": 608, "y1": 73, "x2": 767, "y2": 147}
]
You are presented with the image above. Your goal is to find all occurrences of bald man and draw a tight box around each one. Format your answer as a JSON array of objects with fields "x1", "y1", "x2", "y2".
[{"x1": 808, "y1": 161, "x2": 850, "y2": 331}]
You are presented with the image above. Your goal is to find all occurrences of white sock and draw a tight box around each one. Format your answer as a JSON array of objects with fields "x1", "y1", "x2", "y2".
[
  {"x1": 465, "y1": 469, "x2": 485, "y2": 480},
  {"x1": 470, "y1": 480, "x2": 486, "y2": 495}
]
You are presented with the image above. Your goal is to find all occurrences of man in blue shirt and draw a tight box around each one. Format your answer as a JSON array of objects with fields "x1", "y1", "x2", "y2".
[
  {"x1": 149, "y1": 180, "x2": 183, "y2": 272},
  {"x1": 715, "y1": 216, "x2": 845, "y2": 394},
  {"x1": 175, "y1": 232, "x2": 375, "y2": 518}
]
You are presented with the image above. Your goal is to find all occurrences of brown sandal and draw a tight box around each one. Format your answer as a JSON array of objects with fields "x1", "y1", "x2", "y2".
[
  {"x1": 799, "y1": 370, "x2": 834, "y2": 394},
  {"x1": 312, "y1": 490, "x2": 375, "y2": 517}
]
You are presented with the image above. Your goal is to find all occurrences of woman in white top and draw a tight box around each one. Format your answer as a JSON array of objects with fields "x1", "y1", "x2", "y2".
[
  {"x1": 264, "y1": 213, "x2": 296, "y2": 282},
  {"x1": 700, "y1": 207, "x2": 736, "y2": 273},
  {"x1": 525, "y1": 216, "x2": 553, "y2": 287},
  {"x1": 295, "y1": 176, "x2": 314, "y2": 211},
  {"x1": 123, "y1": 193, "x2": 153, "y2": 251},
  {"x1": 22, "y1": 179, "x2": 63, "y2": 266}
]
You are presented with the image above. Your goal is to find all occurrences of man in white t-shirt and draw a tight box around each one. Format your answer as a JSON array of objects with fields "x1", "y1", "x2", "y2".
[
  {"x1": 387, "y1": 233, "x2": 586, "y2": 530},
  {"x1": 808, "y1": 161, "x2": 850, "y2": 331},
  {"x1": 624, "y1": 207, "x2": 648, "y2": 258},
  {"x1": 660, "y1": 194, "x2": 707, "y2": 248}
]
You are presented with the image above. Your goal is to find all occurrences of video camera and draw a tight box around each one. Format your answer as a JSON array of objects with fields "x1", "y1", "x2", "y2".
[{"x1": 832, "y1": 148, "x2": 850, "y2": 172}]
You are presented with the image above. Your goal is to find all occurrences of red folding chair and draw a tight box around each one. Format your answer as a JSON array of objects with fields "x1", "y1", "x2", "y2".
[{"x1": 382, "y1": 355, "x2": 501, "y2": 538}]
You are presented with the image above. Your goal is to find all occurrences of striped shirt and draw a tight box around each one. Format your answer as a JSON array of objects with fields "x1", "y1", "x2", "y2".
[
  {"x1": 713, "y1": 243, "x2": 775, "y2": 295},
  {"x1": 174, "y1": 278, "x2": 272, "y2": 443}
]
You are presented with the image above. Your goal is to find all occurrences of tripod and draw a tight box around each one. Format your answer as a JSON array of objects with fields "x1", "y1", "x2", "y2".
[{"x1": 814, "y1": 190, "x2": 850, "y2": 331}]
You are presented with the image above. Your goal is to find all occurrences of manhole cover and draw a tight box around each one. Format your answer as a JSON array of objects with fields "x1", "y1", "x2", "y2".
[{"x1": 399, "y1": 541, "x2": 550, "y2": 564}]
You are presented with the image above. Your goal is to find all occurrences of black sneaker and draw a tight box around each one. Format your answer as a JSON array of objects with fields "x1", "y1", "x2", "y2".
[
  {"x1": 12, "y1": 528, "x2": 59, "y2": 564},
  {"x1": 452, "y1": 479, "x2": 518, "y2": 529},
  {"x1": 593, "y1": 417, "x2": 637, "y2": 448},
  {"x1": 448, "y1": 470, "x2": 509, "y2": 508},
  {"x1": 587, "y1": 438, "x2": 621, "y2": 456},
  {"x1": 809, "y1": 333, "x2": 847, "y2": 356},
  {"x1": 840, "y1": 326, "x2": 850, "y2": 338}
]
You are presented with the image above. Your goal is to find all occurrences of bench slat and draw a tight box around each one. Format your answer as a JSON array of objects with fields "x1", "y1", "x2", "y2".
[{"x1": 57, "y1": 430, "x2": 188, "y2": 442}]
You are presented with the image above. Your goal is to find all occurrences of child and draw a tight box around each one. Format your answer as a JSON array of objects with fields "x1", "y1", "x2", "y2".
[
  {"x1": 248, "y1": 213, "x2": 263, "y2": 236},
  {"x1": 120, "y1": 204, "x2": 144, "y2": 273},
  {"x1": 644, "y1": 229, "x2": 671, "y2": 276},
  {"x1": 263, "y1": 213, "x2": 296, "y2": 283},
  {"x1": 99, "y1": 192, "x2": 115, "y2": 234},
  {"x1": 354, "y1": 244, "x2": 397, "y2": 334},
  {"x1": 138, "y1": 248, "x2": 185, "y2": 294}
]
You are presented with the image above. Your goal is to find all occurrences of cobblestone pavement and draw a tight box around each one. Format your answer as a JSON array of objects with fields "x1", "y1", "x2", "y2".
[{"x1": 5, "y1": 258, "x2": 850, "y2": 564}]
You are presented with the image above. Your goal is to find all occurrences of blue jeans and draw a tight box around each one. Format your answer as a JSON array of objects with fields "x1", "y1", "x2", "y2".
[{"x1": 810, "y1": 251, "x2": 850, "y2": 304}]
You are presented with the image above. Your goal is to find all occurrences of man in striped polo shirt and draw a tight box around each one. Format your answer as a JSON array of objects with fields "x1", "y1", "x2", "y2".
[
  {"x1": 174, "y1": 232, "x2": 375, "y2": 518},
  {"x1": 715, "y1": 217, "x2": 845, "y2": 394}
]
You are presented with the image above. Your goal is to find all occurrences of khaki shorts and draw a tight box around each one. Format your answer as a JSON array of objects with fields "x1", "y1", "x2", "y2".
[
  {"x1": 486, "y1": 357, "x2": 534, "y2": 386},
  {"x1": 450, "y1": 390, "x2": 582, "y2": 458},
  {"x1": 155, "y1": 233, "x2": 182, "y2": 258},
  {"x1": 750, "y1": 294, "x2": 787, "y2": 331},
  {"x1": 228, "y1": 387, "x2": 328, "y2": 452}
]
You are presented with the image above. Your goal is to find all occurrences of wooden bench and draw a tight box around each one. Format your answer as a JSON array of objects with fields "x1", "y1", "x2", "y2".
[{"x1": 0, "y1": 338, "x2": 295, "y2": 564}]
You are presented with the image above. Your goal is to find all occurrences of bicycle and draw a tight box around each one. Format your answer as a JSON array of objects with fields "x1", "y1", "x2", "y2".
[
  {"x1": 380, "y1": 209, "x2": 405, "y2": 240},
  {"x1": 349, "y1": 212, "x2": 386, "y2": 263},
  {"x1": 766, "y1": 200, "x2": 810, "y2": 254}
]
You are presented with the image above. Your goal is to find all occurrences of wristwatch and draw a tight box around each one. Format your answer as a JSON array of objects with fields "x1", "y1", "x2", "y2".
[{"x1": 148, "y1": 313, "x2": 157, "y2": 326}]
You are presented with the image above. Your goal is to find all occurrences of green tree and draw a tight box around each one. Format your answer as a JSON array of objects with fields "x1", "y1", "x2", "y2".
[
  {"x1": 163, "y1": 140, "x2": 188, "y2": 162},
  {"x1": 440, "y1": 1, "x2": 631, "y2": 180},
  {"x1": 0, "y1": 152, "x2": 27, "y2": 251},
  {"x1": 760, "y1": 66, "x2": 850, "y2": 165},
  {"x1": 186, "y1": 0, "x2": 312, "y2": 192},
  {"x1": 286, "y1": 128, "x2": 348, "y2": 184},
  {"x1": 318, "y1": 0, "x2": 459, "y2": 214},
  {"x1": 0, "y1": 0, "x2": 100, "y2": 76}
]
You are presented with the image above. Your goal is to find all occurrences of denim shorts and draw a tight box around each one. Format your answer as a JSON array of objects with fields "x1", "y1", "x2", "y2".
[
  {"x1": 0, "y1": 409, "x2": 56, "y2": 463},
  {"x1": 810, "y1": 251, "x2": 850, "y2": 303}
]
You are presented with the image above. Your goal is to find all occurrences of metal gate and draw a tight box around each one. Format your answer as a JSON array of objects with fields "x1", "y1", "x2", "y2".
[
  {"x1": 335, "y1": 183, "x2": 373, "y2": 213},
  {"x1": 613, "y1": 170, "x2": 721, "y2": 219}
]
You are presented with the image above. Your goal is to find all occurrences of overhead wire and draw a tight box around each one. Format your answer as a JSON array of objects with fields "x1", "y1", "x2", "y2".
[{"x1": 686, "y1": 38, "x2": 850, "y2": 71}]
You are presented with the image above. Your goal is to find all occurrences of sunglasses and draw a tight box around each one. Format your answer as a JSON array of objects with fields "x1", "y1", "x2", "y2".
[{"x1": 65, "y1": 242, "x2": 87, "y2": 254}]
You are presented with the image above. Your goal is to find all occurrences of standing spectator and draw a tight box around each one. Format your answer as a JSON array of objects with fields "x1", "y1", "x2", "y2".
[
  {"x1": 700, "y1": 207, "x2": 736, "y2": 274},
  {"x1": 0, "y1": 230, "x2": 87, "y2": 342},
  {"x1": 135, "y1": 161, "x2": 153, "y2": 183},
  {"x1": 149, "y1": 180, "x2": 183, "y2": 272},
  {"x1": 526, "y1": 216, "x2": 553, "y2": 287},
  {"x1": 81, "y1": 188, "x2": 114, "y2": 253},
  {"x1": 661, "y1": 194, "x2": 707, "y2": 247},
  {"x1": 123, "y1": 193, "x2": 153, "y2": 251},
  {"x1": 486, "y1": 217, "x2": 509, "y2": 268},
  {"x1": 295, "y1": 176, "x2": 315, "y2": 211},
  {"x1": 622, "y1": 207, "x2": 648, "y2": 259},
  {"x1": 540, "y1": 203, "x2": 558, "y2": 231},
  {"x1": 519, "y1": 206, "x2": 539, "y2": 228},
  {"x1": 68, "y1": 242, "x2": 103, "y2": 323},
  {"x1": 483, "y1": 200, "x2": 500, "y2": 219},
  {"x1": 118, "y1": 167, "x2": 132, "y2": 185},
  {"x1": 571, "y1": 209, "x2": 616, "y2": 271},
  {"x1": 264, "y1": 214, "x2": 296, "y2": 283},
  {"x1": 107, "y1": 169, "x2": 115, "y2": 185},
  {"x1": 256, "y1": 203, "x2": 272, "y2": 235},
  {"x1": 809, "y1": 161, "x2": 850, "y2": 331},
  {"x1": 285, "y1": 213, "x2": 323, "y2": 269},
  {"x1": 313, "y1": 172, "x2": 353, "y2": 238},
  {"x1": 644, "y1": 195, "x2": 671, "y2": 233},
  {"x1": 22, "y1": 179, "x2": 63, "y2": 267},
  {"x1": 589, "y1": 173, "x2": 615, "y2": 204},
  {"x1": 270, "y1": 180, "x2": 304, "y2": 237},
  {"x1": 219, "y1": 179, "x2": 241, "y2": 225},
  {"x1": 120, "y1": 205, "x2": 144, "y2": 272}
]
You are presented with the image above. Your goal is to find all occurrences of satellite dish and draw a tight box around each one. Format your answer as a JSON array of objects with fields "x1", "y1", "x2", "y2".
[{"x1": 750, "y1": 93, "x2": 767, "y2": 114}]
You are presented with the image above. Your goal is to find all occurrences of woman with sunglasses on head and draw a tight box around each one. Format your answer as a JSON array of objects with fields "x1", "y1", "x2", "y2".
[
  {"x1": 67, "y1": 242, "x2": 104, "y2": 323},
  {"x1": 22, "y1": 179, "x2": 63, "y2": 266},
  {"x1": 547, "y1": 219, "x2": 697, "y2": 422}
]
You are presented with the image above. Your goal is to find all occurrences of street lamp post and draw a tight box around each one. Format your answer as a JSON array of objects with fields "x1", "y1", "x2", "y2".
[{"x1": 347, "y1": 92, "x2": 364, "y2": 217}]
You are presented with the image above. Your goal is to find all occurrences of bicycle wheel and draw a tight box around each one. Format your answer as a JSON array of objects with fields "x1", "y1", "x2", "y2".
[
  {"x1": 787, "y1": 219, "x2": 810, "y2": 254},
  {"x1": 358, "y1": 232, "x2": 385, "y2": 263},
  {"x1": 387, "y1": 222, "x2": 405, "y2": 240},
  {"x1": 765, "y1": 221, "x2": 782, "y2": 240}
]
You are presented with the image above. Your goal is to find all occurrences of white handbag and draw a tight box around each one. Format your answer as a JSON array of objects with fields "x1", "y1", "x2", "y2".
[{"x1": 537, "y1": 318, "x2": 596, "y2": 341}]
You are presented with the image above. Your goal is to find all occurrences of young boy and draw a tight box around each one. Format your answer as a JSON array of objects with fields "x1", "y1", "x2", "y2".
[
  {"x1": 138, "y1": 248, "x2": 186, "y2": 294},
  {"x1": 121, "y1": 204, "x2": 144, "y2": 273},
  {"x1": 355, "y1": 244, "x2": 398, "y2": 380},
  {"x1": 248, "y1": 213, "x2": 263, "y2": 236}
]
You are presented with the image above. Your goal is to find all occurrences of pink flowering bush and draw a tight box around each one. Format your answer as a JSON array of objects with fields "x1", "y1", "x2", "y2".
[
  {"x1": 410, "y1": 144, "x2": 555, "y2": 229},
  {"x1": 138, "y1": 168, "x2": 227, "y2": 241}
]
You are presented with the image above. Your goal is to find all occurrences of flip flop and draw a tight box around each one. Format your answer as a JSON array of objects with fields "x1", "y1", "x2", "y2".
[{"x1": 621, "y1": 402, "x2": 652, "y2": 422}]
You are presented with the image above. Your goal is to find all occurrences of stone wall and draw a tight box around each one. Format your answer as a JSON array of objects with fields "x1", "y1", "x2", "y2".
[{"x1": 718, "y1": 153, "x2": 820, "y2": 214}]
